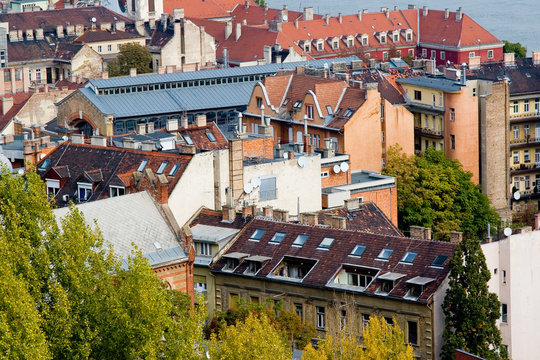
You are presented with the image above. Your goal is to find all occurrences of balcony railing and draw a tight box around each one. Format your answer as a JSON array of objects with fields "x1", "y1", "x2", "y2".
[
  {"x1": 414, "y1": 127, "x2": 444, "y2": 139},
  {"x1": 510, "y1": 162, "x2": 540, "y2": 174},
  {"x1": 509, "y1": 111, "x2": 540, "y2": 123},
  {"x1": 510, "y1": 136, "x2": 540, "y2": 148}
]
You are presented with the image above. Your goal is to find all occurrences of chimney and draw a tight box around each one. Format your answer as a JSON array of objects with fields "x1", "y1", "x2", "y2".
[
  {"x1": 90, "y1": 135, "x2": 107, "y2": 147},
  {"x1": 244, "y1": 0, "x2": 249, "y2": 9},
  {"x1": 146, "y1": 122, "x2": 154, "y2": 133},
  {"x1": 166, "y1": 118, "x2": 178, "y2": 131},
  {"x1": 344, "y1": 197, "x2": 360, "y2": 210},
  {"x1": 166, "y1": 65, "x2": 175, "y2": 73},
  {"x1": 409, "y1": 225, "x2": 425, "y2": 239},
  {"x1": 408, "y1": 4, "x2": 416, "y2": 9},
  {"x1": 195, "y1": 114, "x2": 207, "y2": 127},
  {"x1": 532, "y1": 51, "x2": 540, "y2": 65},
  {"x1": 179, "y1": 144, "x2": 196, "y2": 154},
  {"x1": 181, "y1": 115, "x2": 189, "y2": 129},
  {"x1": 456, "y1": 7, "x2": 462, "y2": 21},
  {"x1": 25, "y1": 29, "x2": 34, "y2": 40},
  {"x1": 273, "y1": 209, "x2": 289, "y2": 222},
  {"x1": 242, "y1": 19, "x2": 247, "y2": 25},
  {"x1": 172, "y1": 8, "x2": 184, "y2": 21},
  {"x1": 141, "y1": 140, "x2": 156, "y2": 151},
  {"x1": 71, "y1": 133, "x2": 84, "y2": 144},
  {"x1": 122, "y1": 137, "x2": 135, "y2": 149},
  {"x1": 115, "y1": 20, "x2": 125, "y2": 31},
  {"x1": 130, "y1": 68, "x2": 137, "y2": 77},
  {"x1": 331, "y1": 216, "x2": 347, "y2": 229},
  {"x1": 101, "y1": 71, "x2": 109, "y2": 79},
  {"x1": 160, "y1": 13, "x2": 168, "y2": 31},
  {"x1": 242, "y1": 204, "x2": 256, "y2": 217},
  {"x1": 137, "y1": 123, "x2": 146, "y2": 135},
  {"x1": 262, "y1": 205, "x2": 273, "y2": 218},
  {"x1": 301, "y1": 212, "x2": 318, "y2": 226},
  {"x1": 422, "y1": 6, "x2": 428, "y2": 17},
  {"x1": 235, "y1": 22, "x2": 241, "y2": 41},
  {"x1": 2, "y1": 96, "x2": 13, "y2": 115},
  {"x1": 8, "y1": 30, "x2": 18, "y2": 42},
  {"x1": 325, "y1": 14, "x2": 330, "y2": 25},
  {"x1": 303, "y1": 7, "x2": 313, "y2": 21},
  {"x1": 280, "y1": 5, "x2": 288, "y2": 22},
  {"x1": 357, "y1": 10, "x2": 362, "y2": 21},
  {"x1": 363, "y1": 9, "x2": 368, "y2": 13},
  {"x1": 294, "y1": 18, "x2": 299, "y2": 29},
  {"x1": 287, "y1": 150, "x2": 294, "y2": 160},
  {"x1": 75, "y1": 24, "x2": 84, "y2": 36},
  {"x1": 535, "y1": 213, "x2": 540, "y2": 230},
  {"x1": 158, "y1": 66, "x2": 165, "y2": 74},
  {"x1": 100, "y1": 22, "x2": 111, "y2": 31},
  {"x1": 504, "y1": 52, "x2": 515, "y2": 66},
  {"x1": 424, "y1": 228, "x2": 432, "y2": 240},
  {"x1": 35, "y1": 28, "x2": 44, "y2": 40},
  {"x1": 66, "y1": 24, "x2": 75, "y2": 35},
  {"x1": 461, "y1": 62, "x2": 467, "y2": 84},
  {"x1": 444, "y1": 8, "x2": 449, "y2": 19},
  {"x1": 264, "y1": 3, "x2": 268, "y2": 11},
  {"x1": 449, "y1": 231, "x2": 463, "y2": 243},
  {"x1": 338, "y1": 13, "x2": 342, "y2": 24},
  {"x1": 222, "y1": 204, "x2": 236, "y2": 222}
]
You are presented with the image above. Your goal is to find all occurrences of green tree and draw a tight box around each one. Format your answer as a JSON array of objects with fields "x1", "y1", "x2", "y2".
[
  {"x1": 383, "y1": 145, "x2": 498, "y2": 240},
  {"x1": 441, "y1": 236, "x2": 507, "y2": 360},
  {"x1": 108, "y1": 42, "x2": 152, "y2": 77},
  {"x1": 502, "y1": 40, "x2": 526, "y2": 59},
  {"x1": 302, "y1": 315, "x2": 413, "y2": 360},
  {"x1": 209, "y1": 312, "x2": 291, "y2": 360},
  {"x1": 0, "y1": 169, "x2": 207, "y2": 359}
]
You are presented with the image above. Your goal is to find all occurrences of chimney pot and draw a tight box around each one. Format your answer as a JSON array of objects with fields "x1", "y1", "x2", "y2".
[
  {"x1": 456, "y1": 7, "x2": 462, "y2": 21},
  {"x1": 195, "y1": 114, "x2": 207, "y2": 127},
  {"x1": 301, "y1": 212, "x2": 318, "y2": 226},
  {"x1": 262, "y1": 205, "x2": 273, "y2": 218},
  {"x1": 344, "y1": 197, "x2": 360, "y2": 210},
  {"x1": 130, "y1": 68, "x2": 137, "y2": 77},
  {"x1": 422, "y1": 6, "x2": 428, "y2": 17},
  {"x1": 449, "y1": 231, "x2": 463, "y2": 243},
  {"x1": 235, "y1": 22, "x2": 241, "y2": 41},
  {"x1": 222, "y1": 205, "x2": 236, "y2": 222},
  {"x1": 166, "y1": 118, "x2": 178, "y2": 131}
]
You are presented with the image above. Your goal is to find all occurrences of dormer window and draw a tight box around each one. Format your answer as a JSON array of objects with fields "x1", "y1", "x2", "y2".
[
  {"x1": 304, "y1": 43, "x2": 311, "y2": 52},
  {"x1": 222, "y1": 252, "x2": 249, "y2": 272},
  {"x1": 379, "y1": 32, "x2": 387, "y2": 44},
  {"x1": 271, "y1": 256, "x2": 316, "y2": 280},
  {"x1": 377, "y1": 272, "x2": 405, "y2": 294},
  {"x1": 331, "y1": 265, "x2": 378, "y2": 290},
  {"x1": 77, "y1": 182, "x2": 93, "y2": 202},
  {"x1": 317, "y1": 39, "x2": 324, "y2": 51},
  {"x1": 392, "y1": 30, "x2": 399, "y2": 42},
  {"x1": 332, "y1": 38, "x2": 339, "y2": 50},
  {"x1": 109, "y1": 185, "x2": 125, "y2": 197},
  {"x1": 405, "y1": 29, "x2": 413, "y2": 42},
  {"x1": 360, "y1": 34, "x2": 368, "y2": 46},
  {"x1": 347, "y1": 35, "x2": 354, "y2": 48},
  {"x1": 406, "y1": 276, "x2": 435, "y2": 299},
  {"x1": 243, "y1": 255, "x2": 271, "y2": 275},
  {"x1": 46, "y1": 179, "x2": 60, "y2": 196}
]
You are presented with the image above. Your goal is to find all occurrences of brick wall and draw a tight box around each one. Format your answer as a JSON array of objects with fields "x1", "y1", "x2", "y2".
[
  {"x1": 241, "y1": 136, "x2": 273, "y2": 159},
  {"x1": 351, "y1": 186, "x2": 397, "y2": 226},
  {"x1": 321, "y1": 164, "x2": 349, "y2": 188}
]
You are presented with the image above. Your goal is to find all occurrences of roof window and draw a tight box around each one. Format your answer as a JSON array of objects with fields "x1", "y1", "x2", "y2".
[
  {"x1": 401, "y1": 251, "x2": 418, "y2": 264},
  {"x1": 293, "y1": 100, "x2": 303, "y2": 109},
  {"x1": 137, "y1": 159, "x2": 148, "y2": 172},
  {"x1": 350, "y1": 244, "x2": 366, "y2": 257},
  {"x1": 269, "y1": 232, "x2": 286, "y2": 244},
  {"x1": 376, "y1": 248, "x2": 394, "y2": 261},
  {"x1": 343, "y1": 108, "x2": 354, "y2": 118},
  {"x1": 272, "y1": 256, "x2": 316, "y2": 280},
  {"x1": 431, "y1": 255, "x2": 449, "y2": 268},
  {"x1": 168, "y1": 164, "x2": 180, "y2": 176},
  {"x1": 156, "y1": 161, "x2": 168, "y2": 175},
  {"x1": 206, "y1": 132, "x2": 217, "y2": 142},
  {"x1": 183, "y1": 135, "x2": 194, "y2": 145},
  {"x1": 249, "y1": 229, "x2": 266, "y2": 241},
  {"x1": 292, "y1": 234, "x2": 309, "y2": 247},
  {"x1": 317, "y1": 237, "x2": 334, "y2": 250},
  {"x1": 38, "y1": 158, "x2": 51, "y2": 171}
]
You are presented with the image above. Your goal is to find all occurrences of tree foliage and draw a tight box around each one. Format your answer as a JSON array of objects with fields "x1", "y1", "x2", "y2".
[
  {"x1": 441, "y1": 236, "x2": 507, "y2": 360},
  {"x1": 108, "y1": 42, "x2": 152, "y2": 77},
  {"x1": 302, "y1": 315, "x2": 413, "y2": 360},
  {"x1": 209, "y1": 312, "x2": 292, "y2": 360},
  {"x1": 383, "y1": 145, "x2": 498, "y2": 240},
  {"x1": 502, "y1": 40, "x2": 526, "y2": 59},
  {"x1": 0, "y1": 169, "x2": 206, "y2": 359}
]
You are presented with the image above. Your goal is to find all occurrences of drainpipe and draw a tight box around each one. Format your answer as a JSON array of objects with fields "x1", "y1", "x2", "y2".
[{"x1": 21, "y1": 126, "x2": 35, "y2": 140}]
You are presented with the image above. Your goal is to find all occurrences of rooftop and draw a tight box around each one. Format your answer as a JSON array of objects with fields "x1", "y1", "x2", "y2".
[{"x1": 396, "y1": 76, "x2": 464, "y2": 92}]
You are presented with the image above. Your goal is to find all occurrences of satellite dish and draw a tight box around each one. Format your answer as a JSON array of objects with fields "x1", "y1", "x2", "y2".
[
  {"x1": 283, "y1": 152, "x2": 288, "y2": 159},
  {"x1": 513, "y1": 191, "x2": 521, "y2": 200},
  {"x1": 244, "y1": 182, "x2": 253, "y2": 194},
  {"x1": 333, "y1": 164, "x2": 341, "y2": 174},
  {"x1": 91, "y1": 17, "x2": 97, "y2": 23},
  {"x1": 251, "y1": 177, "x2": 261, "y2": 188},
  {"x1": 62, "y1": 135, "x2": 68, "y2": 142},
  {"x1": 282, "y1": 14, "x2": 288, "y2": 21},
  {"x1": 503, "y1": 227, "x2": 512, "y2": 237},
  {"x1": 297, "y1": 156, "x2": 307, "y2": 168},
  {"x1": 340, "y1": 162, "x2": 349, "y2": 172},
  {"x1": 17, "y1": 168, "x2": 24, "y2": 175}
]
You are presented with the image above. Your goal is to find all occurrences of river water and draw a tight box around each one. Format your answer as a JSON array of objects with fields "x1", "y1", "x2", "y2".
[{"x1": 266, "y1": 0, "x2": 540, "y2": 55}]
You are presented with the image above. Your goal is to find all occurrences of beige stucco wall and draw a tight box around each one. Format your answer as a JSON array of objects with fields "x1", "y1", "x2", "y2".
[
  {"x1": 70, "y1": 45, "x2": 103, "y2": 79},
  {"x1": 16, "y1": 88, "x2": 76, "y2": 127},
  {"x1": 183, "y1": 20, "x2": 216, "y2": 67},
  {"x1": 383, "y1": 99, "x2": 415, "y2": 157},
  {"x1": 88, "y1": 38, "x2": 146, "y2": 57},
  {"x1": 56, "y1": 90, "x2": 111, "y2": 136}
]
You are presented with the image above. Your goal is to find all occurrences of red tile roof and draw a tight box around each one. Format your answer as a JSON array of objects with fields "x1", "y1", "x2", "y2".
[
  {"x1": 214, "y1": 0, "x2": 256, "y2": 12},
  {"x1": 177, "y1": 122, "x2": 229, "y2": 151},
  {"x1": 163, "y1": 0, "x2": 229, "y2": 19},
  {"x1": 0, "y1": 92, "x2": 31, "y2": 132},
  {"x1": 230, "y1": 5, "x2": 322, "y2": 27}
]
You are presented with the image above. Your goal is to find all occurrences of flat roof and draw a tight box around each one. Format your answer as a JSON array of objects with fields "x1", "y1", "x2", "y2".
[
  {"x1": 191, "y1": 224, "x2": 240, "y2": 243},
  {"x1": 378, "y1": 272, "x2": 406, "y2": 281},
  {"x1": 396, "y1": 76, "x2": 464, "y2": 92},
  {"x1": 406, "y1": 276, "x2": 435, "y2": 286}
]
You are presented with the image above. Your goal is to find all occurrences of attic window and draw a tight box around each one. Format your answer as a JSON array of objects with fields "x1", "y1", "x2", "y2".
[
  {"x1": 292, "y1": 234, "x2": 309, "y2": 247},
  {"x1": 317, "y1": 237, "x2": 334, "y2": 250},
  {"x1": 376, "y1": 248, "x2": 394, "y2": 261},
  {"x1": 183, "y1": 135, "x2": 194, "y2": 145},
  {"x1": 269, "y1": 231, "x2": 286, "y2": 244},
  {"x1": 350, "y1": 244, "x2": 366, "y2": 257},
  {"x1": 156, "y1": 161, "x2": 168, "y2": 175},
  {"x1": 168, "y1": 164, "x2": 180, "y2": 176},
  {"x1": 431, "y1": 255, "x2": 449, "y2": 268},
  {"x1": 272, "y1": 256, "x2": 316, "y2": 280},
  {"x1": 406, "y1": 276, "x2": 435, "y2": 299},
  {"x1": 326, "y1": 105, "x2": 333, "y2": 115},
  {"x1": 206, "y1": 132, "x2": 217, "y2": 142},
  {"x1": 380, "y1": 34, "x2": 387, "y2": 44},
  {"x1": 401, "y1": 251, "x2": 418, "y2": 264},
  {"x1": 283, "y1": 98, "x2": 290, "y2": 105},
  {"x1": 332, "y1": 264, "x2": 378, "y2": 289},
  {"x1": 343, "y1": 108, "x2": 354, "y2": 118},
  {"x1": 38, "y1": 159, "x2": 51, "y2": 171},
  {"x1": 249, "y1": 229, "x2": 266, "y2": 241},
  {"x1": 293, "y1": 100, "x2": 303, "y2": 109},
  {"x1": 137, "y1": 159, "x2": 148, "y2": 172}
]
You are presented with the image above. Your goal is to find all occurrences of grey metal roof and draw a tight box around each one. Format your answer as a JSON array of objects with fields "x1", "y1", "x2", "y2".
[
  {"x1": 406, "y1": 276, "x2": 435, "y2": 286},
  {"x1": 144, "y1": 246, "x2": 187, "y2": 267},
  {"x1": 191, "y1": 224, "x2": 240, "y2": 243},
  {"x1": 396, "y1": 76, "x2": 464, "y2": 92},
  {"x1": 88, "y1": 57, "x2": 361, "y2": 89},
  {"x1": 79, "y1": 82, "x2": 256, "y2": 119},
  {"x1": 52, "y1": 191, "x2": 183, "y2": 261},
  {"x1": 378, "y1": 272, "x2": 406, "y2": 281}
]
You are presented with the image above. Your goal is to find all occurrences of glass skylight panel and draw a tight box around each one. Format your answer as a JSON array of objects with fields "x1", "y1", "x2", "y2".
[
  {"x1": 350, "y1": 245, "x2": 366, "y2": 257},
  {"x1": 183, "y1": 135, "x2": 194, "y2": 145},
  {"x1": 292, "y1": 234, "x2": 309, "y2": 247},
  {"x1": 377, "y1": 248, "x2": 394, "y2": 260},
  {"x1": 269, "y1": 232, "x2": 286, "y2": 244},
  {"x1": 168, "y1": 164, "x2": 180, "y2": 176},
  {"x1": 317, "y1": 237, "x2": 334, "y2": 250},
  {"x1": 249, "y1": 229, "x2": 265, "y2": 241},
  {"x1": 401, "y1": 252, "x2": 418, "y2": 264},
  {"x1": 432, "y1": 255, "x2": 449, "y2": 268},
  {"x1": 206, "y1": 132, "x2": 217, "y2": 142},
  {"x1": 137, "y1": 159, "x2": 148, "y2": 172},
  {"x1": 156, "y1": 161, "x2": 168, "y2": 175},
  {"x1": 38, "y1": 159, "x2": 51, "y2": 171}
]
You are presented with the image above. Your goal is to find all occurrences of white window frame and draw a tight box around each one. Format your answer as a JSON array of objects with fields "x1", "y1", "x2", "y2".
[
  {"x1": 316, "y1": 306, "x2": 325, "y2": 329},
  {"x1": 421, "y1": 48, "x2": 427, "y2": 57},
  {"x1": 488, "y1": 50, "x2": 494, "y2": 59},
  {"x1": 408, "y1": 48, "x2": 414, "y2": 57},
  {"x1": 469, "y1": 51, "x2": 475, "y2": 58},
  {"x1": 109, "y1": 185, "x2": 125, "y2": 197},
  {"x1": 306, "y1": 104, "x2": 314, "y2": 119},
  {"x1": 46, "y1": 178, "x2": 60, "y2": 196},
  {"x1": 77, "y1": 182, "x2": 93, "y2": 202},
  {"x1": 440, "y1": 51, "x2": 445, "y2": 60},
  {"x1": 200, "y1": 242, "x2": 211, "y2": 256},
  {"x1": 321, "y1": 171, "x2": 329, "y2": 178}
]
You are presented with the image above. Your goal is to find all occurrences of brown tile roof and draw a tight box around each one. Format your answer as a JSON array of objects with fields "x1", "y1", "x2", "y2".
[
  {"x1": 163, "y1": 0, "x2": 229, "y2": 19},
  {"x1": 148, "y1": 26, "x2": 174, "y2": 47},
  {"x1": 470, "y1": 59, "x2": 540, "y2": 95},
  {"x1": 0, "y1": 6, "x2": 133, "y2": 33},
  {"x1": 7, "y1": 39, "x2": 57, "y2": 63},
  {"x1": 0, "y1": 92, "x2": 31, "y2": 132},
  {"x1": 74, "y1": 29, "x2": 143, "y2": 43},
  {"x1": 55, "y1": 79, "x2": 85, "y2": 90},
  {"x1": 327, "y1": 87, "x2": 366, "y2": 129},
  {"x1": 177, "y1": 122, "x2": 229, "y2": 151},
  {"x1": 37, "y1": 142, "x2": 193, "y2": 206},
  {"x1": 317, "y1": 202, "x2": 402, "y2": 236},
  {"x1": 189, "y1": 207, "x2": 252, "y2": 230},
  {"x1": 211, "y1": 217, "x2": 456, "y2": 303}
]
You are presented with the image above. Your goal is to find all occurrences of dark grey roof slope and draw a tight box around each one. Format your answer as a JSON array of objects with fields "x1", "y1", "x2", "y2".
[{"x1": 396, "y1": 76, "x2": 464, "y2": 92}]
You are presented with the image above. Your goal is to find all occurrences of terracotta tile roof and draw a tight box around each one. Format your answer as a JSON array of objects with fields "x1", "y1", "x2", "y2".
[
  {"x1": 0, "y1": 92, "x2": 31, "y2": 132},
  {"x1": 214, "y1": 0, "x2": 256, "y2": 12},
  {"x1": 187, "y1": 18, "x2": 226, "y2": 43},
  {"x1": 327, "y1": 87, "x2": 366, "y2": 129},
  {"x1": 0, "y1": 6, "x2": 133, "y2": 33},
  {"x1": 36, "y1": 142, "x2": 193, "y2": 206},
  {"x1": 74, "y1": 29, "x2": 143, "y2": 43},
  {"x1": 230, "y1": 5, "x2": 321, "y2": 27},
  {"x1": 419, "y1": 10, "x2": 502, "y2": 47},
  {"x1": 217, "y1": 25, "x2": 279, "y2": 63},
  {"x1": 177, "y1": 122, "x2": 229, "y2": 150},
  {"x1": 317, "y1": 201, "x2": 402, "y2": 236},
  {"x1": 470, "y1": 59, "x2": 540, "y2": 95},
  {"x1": 210, "y1": 217, "x2": 456, "y2": 303},
  {"x1": 262, "y1": 74, "x2": 292, "y2": 106},
  {"x1": 163, "y1": 0, "x2": 229, "y2": 19}
]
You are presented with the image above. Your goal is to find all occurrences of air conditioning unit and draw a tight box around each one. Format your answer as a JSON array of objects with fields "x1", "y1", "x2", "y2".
[{"x1": 62, "y1": 194, "x2": 70, "y2": 202}]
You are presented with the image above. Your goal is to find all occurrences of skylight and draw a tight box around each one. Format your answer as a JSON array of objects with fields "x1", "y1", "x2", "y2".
[
  {"x1": 292, "y1": 234, "x2": 309, "y2": 247},
  {"x1": 168, "y1": 164, "x2": 180, "y2": 176},
  {"x1": 156, "y1": 161, "x2": 168, "y2": 175},
  {"x1": 343, "y1": 108, "x2": 354, "y2": 118},
  {"x1": 317, "y1": 237, "x2": 334, "y2": 250},
  {"x1": 249, "y1": 229, "x2": 265, "y2": 241},
  {"x1": 350, "y1": 245, "x2": 366, "y2": 257},
  {"x1": 206, "y1": 132, "x2": 217, "y2": 142},
  {"x1": 183, "y1": 135, "x2": 194, "y2": 145},
  {"x1": 293, "y1": 100, "x2": 303, "y2": 109},
  {"x1": 401, "y1": 252, "x2": 418, "y2": 264},
  {"x1": 269, "y1": 232, "x2": 286, "y2": 244},
  {"x1": 377, "y1": 248, "x2": 394, "y2": 260},
  {"x1": 38, "y1": 159, "x2": 51, "y2": 171},
  {"x1": 431, "y1": 255, "x2": 449, "y2": 268},
  {"x1": 137, "y1": 159, "x2": 148, "y2": 172},
  {"x1": 326, "y1": 105, "x2": 333, "y2": 115}
]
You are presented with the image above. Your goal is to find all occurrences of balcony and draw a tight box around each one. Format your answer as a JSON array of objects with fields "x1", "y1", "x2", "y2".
[
  {"x1": 510, "y1": 136, "x2": 540, "y2": 149},
  {"x1": 414, "y1": 127, "x2": 444, "y2": 139},
  {"x1": 509, "y1": 111, "x2": 540, "y2": 123},
  {"x1": 510, "y1": 162, "x2": 540, "y2": 175}
]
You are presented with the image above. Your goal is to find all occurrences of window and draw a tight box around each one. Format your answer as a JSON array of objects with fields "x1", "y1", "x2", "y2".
[
  {"x1": 383, "y1": 52, "x2": 388, "y2": 60},
  {"x1": 317, "y1": 237, "x2": 334, "y2": 250},
  {"x1": 408, "y1": 321, "x2": 418, "y2": 345},
  {"x1": 408, "y1": 48, "x2": 414, "y2": 57},
  {"x1": 361, "y1": 35, "x2": 368, "y2": 46},
  {"x1": 117, "y1": 44, "x2": 121, "y2": 51},
  {"x1": 469, "y1": 51, "x2": 475, "y2": 58},
  {"x1": 414, "y1": 90, "x2": 422, "y2": 101},
  {"x1": 206, "y1": 132, "x2": 216, "y2": 142},
  {"x1": 347, "y1": 38, "x2": 353, "y2": 47},
  {"x1": 377, "y1": 248, "x2": 393, "y2": 260},
  {"x1": 304, "y1": 43, "x2": 311, "y2": 52},
  {"x1": 343, "y1": 108, "x2": 354, "y2": 118},
  {"x1": 421, "y1": 48, "x2": 427, "y2": 57},
  {"x1": 194, "y1": 282, "x2": 207, "y2": 294},
  {"x1": 183, "y1": 135, "x2": 193, "y2": 145},
  {"x1": 350, "y1": 244, "x2": 366, "y2": 257},
  {"x1": 450, "y1": 108, "x2": 455, "y2": 121},
  {"x1": 321, "y1": 171, "x2": 329, "y2": 178},
  {"x1": 46, "y1": 179, "x2": 60, "y2": 197},
  {"x1": 293, "y1": 234, "x2": 309, "y2": 247},
  {"x1": 35, "y1": 68, "x2": 42, "y2": 83},
  {"x1": 245, "y1": 260, "x2": 263, "y2": 275},
  {"x1": 272, "y1": 256, "x2": 316, "y2": 279},
  {"x1": 525, "y1": 149, "x2": 530, "y2": 163},
  {"x1": 156, "y1": 161, "x2": 168, "y2": 174},
  {"x1": 525, "y1": 124, "x2": 530, "y2": 138},
  {"x1": 431, "y1": 255, "x2": 449, "y2": 268},
  {"x1": 513, "y1": 151, "x2": 519, "y2": 164},
  {"x1": 345, "y1": 269, "x2": 373, "y2": 288},
  {"x1": 385, "y1": 317, "x2": 394, "y2": 326},
  {"x1": 501, "y1": 303, "x2": 508, "y2": 323},
  {"x1": 401, "y1": 252, "x2": 418, "y2": 264},
  {"x1": 200, "y1": 242, "x2": 211, "y2": 256},
  {"x1": 137, "y1": 159, "x2": 148, "y2": 172},
  {"x1": 107, "y1": 44, "x2": 112, "y2": 52},
  {"x1": 380, "y1": 34, "x2": 386, "y2": 44},
  {"x1": 326, "y1": 105, "x2": 333, "y2": 115},
  {"x1": 316, "y1": 306, "x2": 325, "y2": 329},
  {"x1": 430, "y1": 50, "x2": 436, "y2": 59},
  {"x1": 440, "y1": 51, "x2": 445, "y2": 60},
  {"x1": 513, "y1": 125, "x2": 519, "y2": 139},
  {"x1": 362, "y1": 314, "x2": 370, "y2": 331},
  {"x1": 269, "y1": 232, "x2": 286, "y2": 244},
  {"x1": 488, "y1": 50, "x2": 494, "y2": 59},
  {"x1": 169, "y1": 164, "x2": 180, "y2": 176},
  {"x1": 293, "y1": 100, "x2": 302, "y2": 109},
  {"x1": 525, "y1": 176, "x2": 531, "y2": 189},
  {"x1": 98, "y1": 45, "x2": 102, "y2": 52},
  {"x1": 223, "y1": 257, "x2": 240, "y2": 271},
  {"x1": 256, "y1": 96, "x2": 262, "y2": 108},
  {"x1": 340, "y1": 309, "x2": 347, "y2": 330},
  {"x1": 249, "y1": 229, "x2": 265, "y2": 241},
  {"x1": 306, "y1": 104, "x2": 314, "y2": 119},
  {"x1": 502, "y1": 270, "x2": 507, "y2": 284},
  {"x1": 514, "y1": 176, "x2": 519, "y2": 190},
  {"x1": 524, "y1": 99, "x2": 530, "y2": 112},
  {"x1": 78, "y1": 183, "x2": 93, "y2": 202},
  {"x1": 295, "y1": 303, "x2": 303, "y2": 319},
  {"x1": 260, "y1": 176, "x2": 276, "y2": 201},
  {"x1": 332, "y1": 41, "x2": 338, "y2": 49},
  {"x1": 317, "y1": 41, "x2": 323, "y2": 51},
  {"x1": 536, "y1": 149, "x2": 540, "y2": 164},
  {"x1": 406, "y1": 31, "x2": 413, "y2": 41},
  {"x1": 393, "y1": 33, "x2": 399, "y2": 42},
  {"x1": 109, "y1": 186, "x2": 125, "y2": 197},
  {"x1": 513, "y1": 101, "x2": 519, "y2": 113},
  {"x1": 381, "y1": 131, "x2": 385, "y2": 143},
  {"x1": 451, "y1": 134, "x2": 455, "y2": 149}
]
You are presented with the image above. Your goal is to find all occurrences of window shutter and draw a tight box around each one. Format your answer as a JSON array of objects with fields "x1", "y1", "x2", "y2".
[{"x1": 260, "y1": 177, "x2": 276, "y2": 201}]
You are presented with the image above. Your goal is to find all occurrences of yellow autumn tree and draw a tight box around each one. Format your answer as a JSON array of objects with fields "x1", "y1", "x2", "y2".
[
  {"x1": 302, "y1": 315, "x2": 414, "y2": 360},
  {"x1": 209, "y1": 312, "x2": 291, "y2": 360}
]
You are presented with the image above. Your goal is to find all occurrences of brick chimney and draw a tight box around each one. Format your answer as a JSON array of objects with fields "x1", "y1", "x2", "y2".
[
  {"x1": 262, "y1": 205, "x2": 273, "y2": 218},
  {"x1": 273, "y1": 209, "x2": 289, "y2": 222},
  {"x1": 195, "y1": 114, "x2": 207, "y2": 127},
  {"x1": 2, "y1": 96, "x2": 13, "y2": 115},
  {"x1": 242, "y1": 204, "x2": 256, "y2": 217},
  {"x1": 456, "y1": 7, "x2": 462, "y2": 21},
  {"x1": 344, "y1": 197, "x2": 360, "y2": 210},
  {"x1": 225, "y1": 20, "x2": 232, "y2": 40},
  {"x1": 449, "y1": 231, "x2": 463, "y2": 243},
  {"x1": 222, "y1": 204, "x2": 236, "y2": 222},
  {"x1": 235, "y1": 22, "x2": 241, "y2": 41},
  {"x1": 301, "y1": 212, "x2": 318, "y2": 226},
  {"x1": 409, "y1": 225, "x2": 425, "y2": 239}
]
